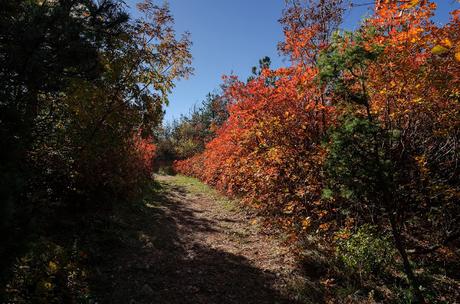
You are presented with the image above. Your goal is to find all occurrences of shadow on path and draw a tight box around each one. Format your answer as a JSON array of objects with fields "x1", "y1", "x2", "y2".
[{"x1": 88, "y1": 178, "x2": 296, "y2": 304}]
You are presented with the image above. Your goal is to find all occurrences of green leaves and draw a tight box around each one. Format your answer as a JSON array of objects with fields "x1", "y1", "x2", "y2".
[
  {"x1": 336, "y1": 224, "x2": 395, "y2": 277},
  {"x1": 324, "y1": 115, "x2": 394, "y2": 204},
  {"x1": 317, "y1": 30, "x2": 383, "y2": 106},
  {"x1": 0, "y1": 1, "x2": 193, "y2": 280}
]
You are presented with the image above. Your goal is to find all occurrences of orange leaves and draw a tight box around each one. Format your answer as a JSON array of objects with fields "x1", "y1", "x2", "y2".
[
  {"x1": 133, "y1": 133, "x2": 156, "y2": 172},
  {"x1": 431, "y1": 38, "x2": 460, "y2": 63},
  {"x1": 415, "y1": 155, "x2": 429, "y2": 178},
  {"x1": 432, "y1": 38, "x2": 453, "y2": 55},
  {"x1": 175, "y1": 1, "x2": 460, "y2": 253},
  {"x1": 405, "y1": 0, "x2": 420, "y2": 9},
  {"x1": 301, "y1": 217, "x2": 312, "y2": 230},
  {"x1": 362, "y1": 0, "x2": 460, "y2": 135},
  {"x1": 455, "y1": 48, "x2": 460, "y2": 62},
  {"x1": 441, "y1": 38, "x2": 453, "y2": 49},
  {"x1": 318, "y1": 222, "x2": 332, "y2": 232},
  {"x1": 283, "y1": 202, "x2": 295, "y2": 215},
  {"x1": 175, "y1": 61, "x2": 332, "y2": 239},
  {"x1": 334, "y1": 229, "x2": 351, "y2": 240}
]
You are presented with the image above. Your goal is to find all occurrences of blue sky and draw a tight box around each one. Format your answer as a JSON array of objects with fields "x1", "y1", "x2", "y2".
[{"x1": 126, "y1": 1, "x2": 460, "y2": 122}]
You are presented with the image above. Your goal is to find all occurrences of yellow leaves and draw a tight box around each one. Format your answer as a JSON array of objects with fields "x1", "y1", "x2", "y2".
[
  {"x1": 406, "y1": 27, "x2": 424, "y2": 43},
  {"x1": 415, "y1": 155, "x2": 429, "y2": 177},
  {"x1": 43, "y1": 281, "x2": 53, "y2": 290},
  {"x1": 283, "y1": 203, "x2": 294, "y2": 214},
  {"x1": 48, "y1": 261, "x2": 58, "y2": 274},
  {"x1": 412, "y1": 97, "x2": 423, "y2": 104},
  {"x1": 267, "y1": 147, "x2": 283, "y2": 165},
  {"x1": 56, "y1": 121, "x2": 65, "y2": 130},
  {"x1": 301, "y1": 217, "x2": 311, "y2": 230},
  {"x1": 441, "y1": 38, "x2": 453, "y2": 49},
  {"x1": 405, "y1": 0, "x2": 420, "y2": 9},
  {"x1": 455, "y1": 51, "x2": 460, "y2": 63},
  {"x1": 431, "y1": 38, "x2": 460, "y2": 62},
  {"x1": 431, "y1": 45, "x2": 449, "y2": 55}
]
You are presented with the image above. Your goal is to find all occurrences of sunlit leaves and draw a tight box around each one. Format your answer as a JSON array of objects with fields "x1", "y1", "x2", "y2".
[
  {"x1": 405, "y1": 0, "x2": 420, "y2": 9},
  {"x1": 431, "y1": 44, "x2": 449, "y2": 55},
  {"x1": 175, "y1": 4, "x2": 460, "y2": 298}
]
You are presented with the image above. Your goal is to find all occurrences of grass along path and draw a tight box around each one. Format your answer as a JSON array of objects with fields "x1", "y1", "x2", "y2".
[{"x1": 90, "y1": 174, "x2": 309, "y2": 303}]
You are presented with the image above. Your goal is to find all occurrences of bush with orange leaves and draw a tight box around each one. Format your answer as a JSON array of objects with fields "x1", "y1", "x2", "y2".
[
  {"x1": 133, "y1": 133, "x2": 157, "y2": 174},
  {"x1": 175, "y1": 67, "x2": 334, "y2": 235},
  {"x1": 175, "y1": 1, "x2": 460, "y2": 302}
]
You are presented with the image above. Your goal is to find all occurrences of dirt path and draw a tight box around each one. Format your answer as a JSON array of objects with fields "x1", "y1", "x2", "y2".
[{"x1": 90, "y1": 174, "x2": 306, "y2": 304}]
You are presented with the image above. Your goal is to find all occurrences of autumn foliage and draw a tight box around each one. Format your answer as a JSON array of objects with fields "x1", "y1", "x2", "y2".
[
  {"x1": 175, "y1": 1, "x2": 460, "y2": 301},
  {"x1": 133, "y1": 133, "x2": 157, "y2": 173},
  {"x1": 0, "y1": 1, "x2": 191, "y2": 301}
]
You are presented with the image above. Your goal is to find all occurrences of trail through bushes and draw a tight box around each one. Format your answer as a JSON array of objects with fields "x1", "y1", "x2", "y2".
[{"x1": 174, "y1": 1, "x2": 460, "y2": 302}]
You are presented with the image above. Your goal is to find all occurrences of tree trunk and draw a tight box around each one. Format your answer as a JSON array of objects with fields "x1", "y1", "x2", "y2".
[{"x1": 389, "y1": 213, "x2": 425, "y2": 303}]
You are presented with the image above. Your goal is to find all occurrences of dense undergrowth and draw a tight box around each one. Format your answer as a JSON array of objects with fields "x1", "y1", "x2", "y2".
[
  {"x1": 0, "y1": 0, "x2": 191, "y2": 302},
  {"x1": 1, "y1": 0, "x2": 459, "y2": 303},
  {"x1": 172, "y1": 1, "x2": 460, "y2": 302}
]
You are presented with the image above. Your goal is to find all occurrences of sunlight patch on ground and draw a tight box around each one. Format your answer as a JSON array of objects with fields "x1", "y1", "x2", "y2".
[{"x1": 164, "y1": 174, "x2": 237, "y2": 211}]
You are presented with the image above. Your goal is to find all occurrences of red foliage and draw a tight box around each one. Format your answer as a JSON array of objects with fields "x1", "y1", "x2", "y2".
[
  {"x1": 175, "y1": 64, "x2": 334, "y2": 235},
  {"x1": 133, "y1": 132, "x2": 157, "y2": 173},
  {"x1": 175, "y1": 1, "x2": 460, "y2": 242}
]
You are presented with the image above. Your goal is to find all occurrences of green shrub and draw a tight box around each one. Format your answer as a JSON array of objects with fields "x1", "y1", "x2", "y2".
[
  {"x1": 4, "y1": 239, "x2": 92, "y2": 304},
  {"x1": 336, "y1": 224, "x2": 395, "y2": 278}
]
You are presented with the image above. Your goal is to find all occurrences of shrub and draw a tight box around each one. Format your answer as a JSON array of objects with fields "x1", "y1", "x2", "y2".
[
  {"x1": 335, "y1": 224, "x2": 395, "y2": 279},
  {"x1": 4, "y1": 240, "x2": 91, "y2": 303}
]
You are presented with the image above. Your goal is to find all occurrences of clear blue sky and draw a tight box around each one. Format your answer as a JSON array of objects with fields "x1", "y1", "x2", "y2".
[{"x1": 126, "y1": 0, "x2": 460, "y2": 122}]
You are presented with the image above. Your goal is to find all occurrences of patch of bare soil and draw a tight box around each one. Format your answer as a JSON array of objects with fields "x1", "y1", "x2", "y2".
[{"x1": 89, "y1": 175, "x2": 307, "y2": 304}]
